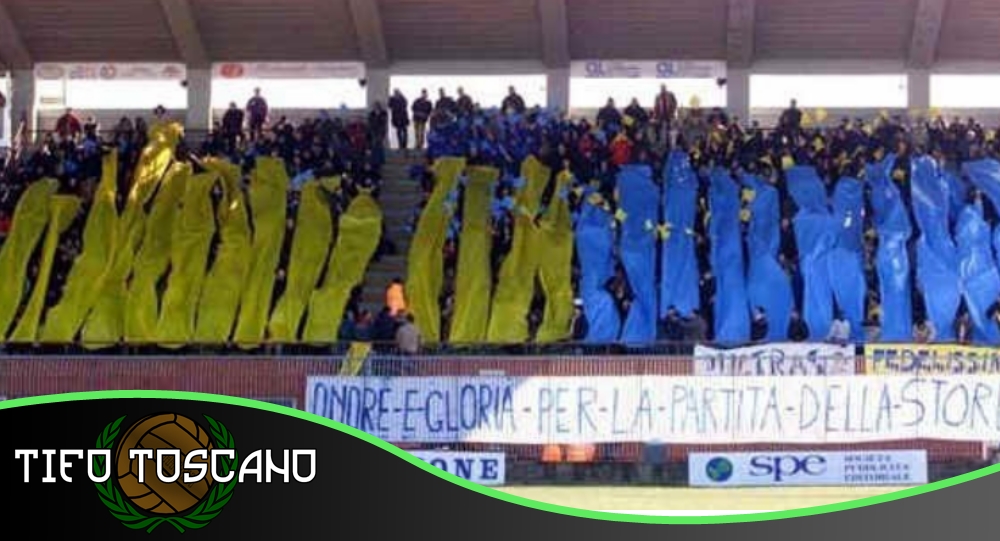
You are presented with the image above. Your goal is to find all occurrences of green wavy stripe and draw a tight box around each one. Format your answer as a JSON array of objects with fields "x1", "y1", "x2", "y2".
[
  {"x1": 0, "y1": 178, "x2": 57, "y2": 339},
  {"x1": 0, "y1": 389, "x2": 995, "y2": 525}
]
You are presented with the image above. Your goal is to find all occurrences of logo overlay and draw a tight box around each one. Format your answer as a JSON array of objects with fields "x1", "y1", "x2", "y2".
[{"x1": 15, "y1": 412, "x2": 317, "y2": 533}]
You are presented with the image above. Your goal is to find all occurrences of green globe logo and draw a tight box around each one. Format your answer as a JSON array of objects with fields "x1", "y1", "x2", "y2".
[{"x1": 705, "y1": 457, "x2": 734, "y2": 482}]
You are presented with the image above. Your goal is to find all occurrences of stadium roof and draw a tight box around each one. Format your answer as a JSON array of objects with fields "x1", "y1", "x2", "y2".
[{"x1": 0, "y1": 0, "x2": 996, "y2": 71}]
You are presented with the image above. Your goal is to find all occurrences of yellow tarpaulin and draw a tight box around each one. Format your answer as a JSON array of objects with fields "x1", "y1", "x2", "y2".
[
  {"x1": 406, "y1": 157, "x2": 465, "y2": 343},
  {"x1": 449, "y1": 166, "x2": 497, "y2": 343},
  {"x1": 39, "y1": 152, "x2": 119, "y2": 342},
  {"x1": 123, "y1": 162, "x2": 188, "y2": 343},
  {"x1": 268, "y1": 180, "x2": 335, "y2": 342},
  {"x1": 156, "y1": 172, "x2": 219, "y2": 346},
  {"x1": 340, "y1": 341, "x2": 372, "y2": 375},
  {"x1": 80, "y1": 123, "x2": 179, "y2": 347},
  {"x1": 486, "y1": 156, "x2": 550, "y2": 343},
  {"x1": 301, "y1": 193, "x2": 383, "y2": 343},
  {"x1": 8, "y1": 196, "x2": 81, "y2": 342},
  {"x1": 535, "y1": 170, "x2": 575, "y2": 343},
  {"x1": 193, "y1": 158, "x2": 251, "y2": 343},
  {"x1": 233, "y1": 157, "x2": 288, "y2": 347},
  {"x1": 0, "y1": 178, "x2": 57, "y2": 338}
]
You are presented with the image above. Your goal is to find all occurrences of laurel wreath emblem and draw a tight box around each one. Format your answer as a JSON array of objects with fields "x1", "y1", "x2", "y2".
[{"x1": 92, "y1": 415, "x2": 239, "y2": 533}]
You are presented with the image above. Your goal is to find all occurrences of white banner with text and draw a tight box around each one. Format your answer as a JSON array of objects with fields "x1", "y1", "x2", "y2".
[
  {"x1": 306, "y1": 375, "x2": 1000, "y2": 444},
  {"x1": 689, "y1": 450, "x2": 928, "y2": 487},
  {"x1": 693, "y1": 343, "x2": 855, "y2": 376},
  {"x1": 570, "y1": 60, "x2": 725, "y2": 79},
  {"x1": 410, "y1": 450, "x2": 506, "y2": 485}
]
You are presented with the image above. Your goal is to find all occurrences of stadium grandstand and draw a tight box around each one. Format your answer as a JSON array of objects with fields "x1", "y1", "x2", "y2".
[{"x1": 2, "y1": 0, "x2": 1000, "y2": 504}]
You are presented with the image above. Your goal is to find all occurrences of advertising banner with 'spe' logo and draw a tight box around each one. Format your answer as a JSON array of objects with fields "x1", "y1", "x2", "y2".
[{"x1": 689, "y1": 451, "x2": 928, "y2": 487}]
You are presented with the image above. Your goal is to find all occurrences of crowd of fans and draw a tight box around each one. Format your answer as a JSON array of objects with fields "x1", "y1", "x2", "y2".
[
  {"x1": 4, "y1": 83, "x2": 1000, "y2": 351},
  {"x1": 387, "y1": 84, "x2": 1000, "y2": 348}
]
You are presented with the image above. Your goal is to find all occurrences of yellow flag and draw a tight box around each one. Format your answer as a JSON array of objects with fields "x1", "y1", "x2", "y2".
[
  {"x1": 892, "y1": 169, "x2": 906, "y2": 181},
  {"x1": 781, "y1": 155, "x2": 795, "y2": 170},
  {"x1": 815, "y1": 108, "x2": 828, "y2": 123},
  {"x1": 689, "y1": 95, "x2": 702, "y2": 108},
  {"x1": 740, "y1": 208, "x2": 751, "y2": 223},
  {"x1": 340, "y1": 342, "x2": 372, "y2": 375},
  {"x1": 741, "y1": 188, "x2": 756, "y2": 204},
  {"x1": 812, "y1": 138, "x2": 825, "y2": 152},
  {"x1": 615, "y1": 208, "x2": 628, "y2": 222},
  {"x1": 801, "y1": 111, "x2": 814, "y2": 127},
  {"x1": 928, "y1": 107, "x2": 941, "y2": 119},
  {"x1": 879, "y1": 109, "x2": 890, "y2": 120}
]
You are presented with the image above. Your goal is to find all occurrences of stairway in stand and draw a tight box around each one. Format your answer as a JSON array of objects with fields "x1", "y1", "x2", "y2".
[{"x1": 360, "y1": 149, "x2": 425, "y2": 315}]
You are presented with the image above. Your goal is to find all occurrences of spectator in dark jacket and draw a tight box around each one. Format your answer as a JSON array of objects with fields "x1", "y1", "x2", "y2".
[
  {"x1": 388, "y1": 89, "x2": 409, "y2": 150},
  {"x1": 750, "y1": 306, "x2": 769, "y2": 342},
  {"x1": 246, "y1": 87, "x2": 268, "y2": 141},
  {"x1": 412, "y1": 89, "x2": 433, "y2": 150},
  {"x1": 368, "y1": 101, "x2": 389, "y2": 148},
  {"x1": 221, "y1": 102, "x2": 244, "y2": 152},
  {"x1": 787, "y1": 309, "x2": 809, "y2": 342},
  {"x1": 501, "y1": 86, "x2": 526, "y2": 115}
]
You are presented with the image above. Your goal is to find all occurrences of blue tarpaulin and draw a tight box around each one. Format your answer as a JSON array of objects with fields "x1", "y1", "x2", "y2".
[
  {"x1": 742, "y1": 174, "x2": 792, "y2": 341},
  {"x1": 867, "y1": 154, "x2": 913, "y2": 341},
  {"x1": 660, "y1": 150, "x2": 700, "y2": 317},
  {"x1": 828, "y1": 177, "x2": 867, "y2": 341},
  {"x1": 617, "y1": 165, "x2": 659, "y2": 344},
  {"x1": 573, "y1": 197, "x2": 621, "y2": 343},
  {"x1": 911, "y1": 156, "x2": 960, "y2": 341},
  {"x1": 786, "y1": 166, "x2": 836, "y2": 340},
  {"x1": 708, "y1": 167, "x2": 749, "y2": 343},
  {"x1": 955, "y1": 201, "x2": 1000, "y2": 344}
]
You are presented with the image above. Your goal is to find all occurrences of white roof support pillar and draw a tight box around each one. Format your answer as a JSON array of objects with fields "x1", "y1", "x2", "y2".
[
  {"x1": 348, "y1": 0, "x2": 389, "y2": 69},
  {"x1": 909, "y1": 0, "x2": 947, "y2": 69},
  {"x1": 726, "y1": 0, "x2": 755, "y2": 69},
  {"x1": 158, "y1": 0, "x2": 210, "y2": 69},
  {"x1": 0, "y1": 0, "x2": 31, "y2": 70}
]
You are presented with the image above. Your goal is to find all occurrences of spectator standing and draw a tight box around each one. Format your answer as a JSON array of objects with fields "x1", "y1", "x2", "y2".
[
  {"x1": 0, "y1": 88, "x2": 6, "y2": 141},
  {"x1": 412, "y1": 89, "x2": 433, "y2": 150},
  {"x1": 221, "y1": 102, "x2": 244, "y2": 152},
  {"x1": 955, "y1": 310, "x2": 972, "y2": 344},
  {"x1": 55, "y1": 108, "x2": 82, "y2": 142},
  {"x1": 750, "y1": 307, "x2": 769, "y2": 342},
  {"x1": 435, "y1": 88, "x2": 457, "y2": 114},
  {"x1": 502, "y1": 86, "x2": 526, "y2": 115},
  {"x1": 386, "y1": 277, "x2": 407, "y2": 317},
  {"x1": 683, "y1": 310, "x2": 708, "y2": 343},
  {"x1": 913, "y1": 318, "x2": 937, "y2": 343},
  {"x1": 395, "y1": 313, "x2": 421, "y2": 355},
  {"x1": 456, "y1": 87, "x2": 475, "y2": 117},
  {"x1": 653, "y1": 84, "x2": 678, "y2": 144},
  {"x1": 246, "y1": 87, "x2": 268, "y2": 141},
  {"x1": 571, "y1": 300, "x2": 589, "y2": 341},
  {"x1": 779, "y1": 99, "x2": 803, "y2": 138},
  {"x1": 388, "y1": 89, "x2": 410, "y2": 151},
  {"x1": 368, "y1": 101, "x2": 389, "y2": 148},
  {"x1": 597, "y1": 98, "x2": 622, "y2": 132},
  {"x1": 787, "y1": 309, "x2": 810, "y2": 342},
  {"x1": 827, "y1": 311, "x2": 851, "y2": 345}
]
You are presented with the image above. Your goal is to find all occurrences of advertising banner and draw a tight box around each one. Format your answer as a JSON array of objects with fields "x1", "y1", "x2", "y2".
[
  {"x1": 213, "y1": 62, "x2": 365, "y2": 80},
  {"x1": 410, "y1": 450, "x2": 506, "y2": 485},
  {"x1": 34, "y1": 63, "x2": 186, "y2": 81},
  {"x1": 689, "y1": 450, "x2": 928, "y2": 487},
  {"x1": 570, "y1": 60, "x2": 725, "y2": 79},
  {"x1": 866, "y1": 343, "x2": 1000, "y2": 374},
  {"x1": 306, "y1": 375, "x2": 1000, "y2": 444},
  {"x1": 693, "y1": 343, "x2": 855, "y2": 376}
]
